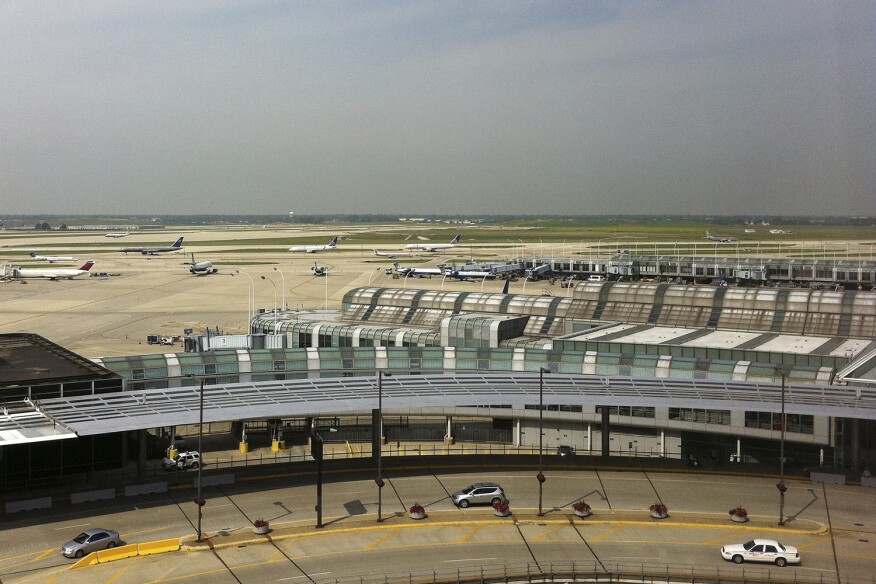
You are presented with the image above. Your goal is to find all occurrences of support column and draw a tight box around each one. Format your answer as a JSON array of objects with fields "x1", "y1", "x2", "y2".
[
  {"x1": 444, "y1": 416, "x2": 454, "y2": 445},
  {"x1": 371, "y1": 408, "x2": 381, "y2": 461},
  {"x1": 137, "y1": 429, "x2": 147, "y2": 475},
  {"x1": 851, "y1": 418, "x2": 861, "y2": 470},
  {"x1": 601, "y1": 407, "x2": 610, "y2": 457}
]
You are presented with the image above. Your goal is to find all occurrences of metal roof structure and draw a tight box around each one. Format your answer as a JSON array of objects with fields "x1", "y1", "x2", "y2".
[{"x1": 8, "y1": 372, "x2": 874, "y2": 445}]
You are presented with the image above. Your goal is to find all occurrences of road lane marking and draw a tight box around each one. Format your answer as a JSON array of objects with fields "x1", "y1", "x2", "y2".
[
  {"x1": 590, "y1": 525, "x2": 626, "y2": 542},
  {"x1": 455, "y1": 525, "x2": 485, "y2": 544},
  {"x1": 530, "y1": 524, "x2": 569, "y2": 542},
  {"x1": 443, "y1": 558, "x2": 497, "y2": 563},
  {"x1": 365, "y1": 530, "x2": 397, "y2": 550},
  {"x1": 278, "y1": 574, "x2": 330, "y2": 582},
  {"x1": 54, "y1": 523, "x2": 92, "y2": 531}
]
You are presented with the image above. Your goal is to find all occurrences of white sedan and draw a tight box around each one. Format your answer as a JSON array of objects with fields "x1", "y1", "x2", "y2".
[{"x1": 721, "y1": 539, "x2": 800, "y2": 567}]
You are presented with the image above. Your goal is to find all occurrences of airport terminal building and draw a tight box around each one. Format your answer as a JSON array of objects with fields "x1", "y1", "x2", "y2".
[
  {"x1": 94, "y1": 282, "x2": 876, "y2": 471},
  {"x1": 2, "y1": 281, "x2": 875, "y2": 492}
]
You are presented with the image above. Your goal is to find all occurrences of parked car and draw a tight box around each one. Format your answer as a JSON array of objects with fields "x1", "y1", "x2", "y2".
[
  {"x1": 721, "y1": 539, "x2": 800, "y2": 567},
  {"x1": 729, "y1": 453, "x2": 760, "y2": 464},
  {"x1": 556, "y1": 445, "x2": 575, "y2": 456},
  {"x1": 451, "y1": 483, "x2": 505, "y2": 508},
  {"x1": 61, "y1": 528, "x2": 121, "y2": 558},
  {"x1": 162, "y1": 450, "x2": 201, "y2": 471}
]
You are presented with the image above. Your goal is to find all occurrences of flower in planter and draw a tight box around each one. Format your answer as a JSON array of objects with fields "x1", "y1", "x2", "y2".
[
  {"x1": 409, "y1": 503, "x2": 426, "y2": 515},
  {"x1": 253, "y1": 518, "x2": 269, "y2": 528},
  {"x1": 649, "y1": 502, "x2": 668, "y2": 515},
  {"x1": 729, "y1": 506, "x2": 748, "y2": 519},
  {"x1": 572, "y1": 500, "x2": 591, "y2": 513},
  {"x1": 492, "y1": 498, "x2": 510, "y2": 513}
]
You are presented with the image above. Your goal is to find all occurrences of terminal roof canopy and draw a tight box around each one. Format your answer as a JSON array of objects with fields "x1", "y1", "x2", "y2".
[{"x1": 0, "y1": 333, "x2": 119, "y2": 389}]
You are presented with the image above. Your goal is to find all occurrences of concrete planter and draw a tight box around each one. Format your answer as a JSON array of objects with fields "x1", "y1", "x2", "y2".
[
  {"x1": 410, "y1": 511, "x2": 427, "y2": 520},
  {"x1": 730, "y1": 514, "x2": 749, "y2": 523},
  {"x1": 494, "y1": 508, "x2": 512, "y2": 517},
  {"x1": 252, "y1": 523, "x2": 270, "y2": 535},
  {"x1": 574, "y1": 509, "x2": 592, "y2": 518}
]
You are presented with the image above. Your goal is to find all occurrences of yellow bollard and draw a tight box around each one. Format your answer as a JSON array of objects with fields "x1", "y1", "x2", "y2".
[
  {"x1": 168, "y1": 448, "x2": 178, "y2": 459},
  {"x1": 271, "y1": 440, "x2": 280, "y2": 452},
  {"x1": 239, "y1": 441, "x2": 249, "y2": 454}
]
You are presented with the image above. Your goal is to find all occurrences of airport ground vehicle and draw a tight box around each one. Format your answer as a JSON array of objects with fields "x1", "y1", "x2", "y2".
[
  {"x1": 557, "y1": 445, "x2": 575, "y2": 456},
  {"x1": 451, "y1": 483, "x2": 505, "y2": 508},
  {"x1": 61, "y1": 528, "x2": 121, "y2": 558},
  {"x1": 721, "y1": 539, "x2": 800, "y2": 567},
  {"x1": 162, "y1": 450, "x2": 201, "y2": 471}
]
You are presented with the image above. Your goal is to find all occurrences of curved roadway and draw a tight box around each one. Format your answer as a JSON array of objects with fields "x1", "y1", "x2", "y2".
[{"x1": 1, "y1": 464, "x2": 875, "y2": 584}]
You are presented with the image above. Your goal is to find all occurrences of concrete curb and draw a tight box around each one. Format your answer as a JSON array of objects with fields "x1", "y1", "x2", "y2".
[{"x1": 178, "y1": 510, "x2": 828, "y2": 552}]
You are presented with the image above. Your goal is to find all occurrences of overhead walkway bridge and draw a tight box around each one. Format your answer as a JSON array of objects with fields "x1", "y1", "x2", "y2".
[{"x1": 6, "y1": 372, "x2": 876, "y2": 445}]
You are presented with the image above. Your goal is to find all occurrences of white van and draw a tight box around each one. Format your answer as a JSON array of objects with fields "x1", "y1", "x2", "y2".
[{"x1": 587, "y1": 275, "x2": 605, "y2": 282}]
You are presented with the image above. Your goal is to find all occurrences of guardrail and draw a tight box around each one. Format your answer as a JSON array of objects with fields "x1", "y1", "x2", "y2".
[{"x1": 313, "y1": 559, "x2": 869, "y2": 584}]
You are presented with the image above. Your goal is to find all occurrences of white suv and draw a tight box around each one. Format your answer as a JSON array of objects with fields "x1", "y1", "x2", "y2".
[{"x1": 162, "y1": 450, "x2": 201, "y2": 471}]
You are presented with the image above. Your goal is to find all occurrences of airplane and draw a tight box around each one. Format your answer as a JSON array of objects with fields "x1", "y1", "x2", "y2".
[
  {"x1": 185, "y1": 253, "x2": 218, "y2": 275},
  {"x1": 311, "y1": 262, "x2": 327, "y2": 277},
  {"x1": 289, "y1": 237, "x2": 338, "y2": 253},
  {"x1": 705, "y1": 231, "x2": 738, "y2": 243},
  {"x1": 120, "y1": 237, "x2": 184, "y2": 255},
  {"x1": 392, "y1": 262, "x2": 447, "y2": 278},
  {"x1": 105, "y1": 231, "x2": 130, "y2": 238},
  {"x1": 29, "y1": 253, "x2": 76, "y2": 263},
  {"x1": 444, "y1": 267, "x2": 497, "y2": 281},
  {"x1": 769, "y1": 229, "x2": 791, "y2": 234},
  {"x1": 404, "y1": 234, "x2": 461, "y2": 253},
  {"x1": 8, "y1": 260, "x2": 95, "y2": 280},
  {"x1": 374, "y1": 249, "x2": 415, "y2": 258}
]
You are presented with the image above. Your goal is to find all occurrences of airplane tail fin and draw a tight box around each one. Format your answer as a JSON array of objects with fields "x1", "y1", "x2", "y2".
[
  {"x1": 172, "y1": 237, "x2": 184, "y2": 248},
  {"x1": 328, "y1": 237, "x2": 338, "y2": 247},
  {"x1": 29, "y1": 253, "x2": 36, "y2": 258},
  {"x1": 450, "y1": 234, "x2": 461, "y2": 244},
  {"x1": 502, "y1": 279, "x2": 510, "y2": 294},
  {"x1": 80, "y1": 260, "x2": 95, "y2": 271}
]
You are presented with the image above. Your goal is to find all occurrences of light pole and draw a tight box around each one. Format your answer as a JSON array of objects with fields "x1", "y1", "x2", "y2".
[
  {"x1": 273, "y1": 267, "x2": 286, "y2": 310},
  {"x1": 376, "y1": 370, "x2": 391, "y2": 522},
  {"x1": 234, "y1": 270, "x2": 255, "y2": 331},
  {"x1": 368, "y1": 267, "x2": 381, "y2": 286},
  {"x1": 778, "y1": 374, "x2": 787, "y2": 525},
  {"x1": 187, "y1": 375, "x2": 206, "y2": 542},
  {"x1": 260, "y1": 275, "x2": 278, "y2": 332},
  {"x1": 537, "y1": 367, "x2": 549, "y2": 516}
]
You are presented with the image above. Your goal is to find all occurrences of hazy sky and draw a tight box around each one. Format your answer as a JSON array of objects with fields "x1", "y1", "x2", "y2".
[{"x1": 1, "y1": 1, "x2": 873, "y2": 216}]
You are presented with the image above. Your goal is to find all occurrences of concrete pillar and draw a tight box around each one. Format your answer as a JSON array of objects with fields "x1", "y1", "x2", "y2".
[
  {"x1": 371, "y1": 408, "x2": 381, "y2": 461},
  {"x1": 851, "y1": 418, "x2": 861, "y2": 470},
  {"x1": 601, "y1": 406, "x2": 610, "y2": 457},
  {"x1": 587, "y1": 423, "x2": 591, "y2": 454},
  {"x1": 444, "y1": 416, "x2": 454, "y2": 445},
  {"x1": 137, "y1": 429, "x2": 147, "y2": 475}
]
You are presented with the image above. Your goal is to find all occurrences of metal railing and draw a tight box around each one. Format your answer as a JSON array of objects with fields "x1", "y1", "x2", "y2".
[{"x1": 310, "y1": 559, "x2": 869, "y2": 584}]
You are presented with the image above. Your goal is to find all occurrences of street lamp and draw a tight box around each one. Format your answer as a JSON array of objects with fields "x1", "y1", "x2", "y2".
[
  {"x1": 273, "y1": 267, "x2": 286, "y2": 309},
  {"x1": 234, "y1": 270, "x2": 255, "y2": 331},
  {"x1": 261, "y1": 275, "x2": 278, "y2": 332},
  {"x1": 368, "y1": 267, "x2": 381, "y2": 286},
  {"x1": 186, "y1": 375, "x2": 206, "y2": 542},
  {"x1": 537, "y1": 366, "x2": 550, "y2": 516},
  {"x1": 376, "y1": 370, "x2": 391, "y2": 522},
  {"x1": 778, "y1": 373, "x2": 787, "y2": 525}
]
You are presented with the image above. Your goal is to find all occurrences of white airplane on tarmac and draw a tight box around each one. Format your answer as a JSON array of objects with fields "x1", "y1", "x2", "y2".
[
  {"x1": 374, "y1": 249, "x2": 415, "y2": 258},
  {"x1": 311, "y1": 262, "x2": 328, "y2": 276},
  {"x1": 404, "y1": 234, "x2": 461, "y2": 252},
  {"x1": 392, "y1": 262, "x2": 447, "y2": 278},
  {"x1": 30, "y1": 253, "x2": 76, "y2": 263},
  {"x1": 105, "y1": 231, "x2": 130, "y2": 238},
  {"x1": 121, "y1": 237, "x2": 184, "y2": 255},
  {"x1": 8, "y1": 260, "x2": 95, "y2": 280},
  {"x1": 289, "y1": 237, "x2": 338, "y2": 253},
  {"x1": 184, "y1": 253, "x2": 218, "y2": 275},
  {"x1": 705, "y1": 231, "x2": 738, "y2": 243}
]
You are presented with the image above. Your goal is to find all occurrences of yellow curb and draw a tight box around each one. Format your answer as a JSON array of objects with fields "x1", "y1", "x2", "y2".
[{"x1": 178, "y1": 511, "x2": 828, "y2": 552}]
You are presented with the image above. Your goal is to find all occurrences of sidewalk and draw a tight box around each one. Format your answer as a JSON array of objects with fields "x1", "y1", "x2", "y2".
[{"x1": 179, "y1": 508, "x2": 828, "y2": 552}]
